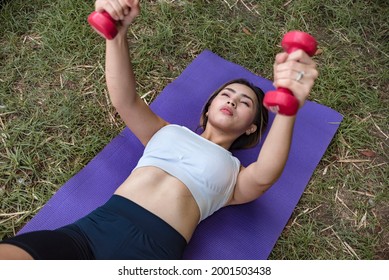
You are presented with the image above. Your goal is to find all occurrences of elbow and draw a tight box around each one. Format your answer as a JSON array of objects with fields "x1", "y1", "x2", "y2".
[{"x1": 267, "y1": 175, "x2": 282, "y2": 186}]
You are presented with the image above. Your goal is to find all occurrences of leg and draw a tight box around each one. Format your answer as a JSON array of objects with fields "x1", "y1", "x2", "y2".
[
  {"x1": 0, "y1": 229, "x2": 94, "y2": 260},
  {"x1": 0, "y1": 243, "x2": 34, "y2": 260}
]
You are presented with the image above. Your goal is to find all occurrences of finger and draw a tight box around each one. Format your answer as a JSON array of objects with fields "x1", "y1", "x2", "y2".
[
  {"x1": 274, "y1": 68, "x2": 300, "y2": 82},
  {"x1": 275, "y1": 60, "x2": 300, "y2": 74},
  {"x1": 94, "y1": 0, "x2": 119, "y2": 20},
  {"x1": 109, "y1": 0, "x2": 127, "y2": 20},
  {"x1": 274, "y1": 67, "x2": 316, "y2": 93},
  {"x1": 274, "y1": 64, "x2": 318, "y2": 86},
  {"x1": 273, "y1": 52, "x2": 289, "y2": 81},
  {"x1": 124, "y1": 0, "x2": 140, "y2": 14},
  {"x1": 95, "y1": 0, "x2": 106, "y2": 12},
  {"x1": 274, "y1": 52, "x2": 288, "y2": 65},
  {"x1": 286, "y1": 49, "x2": 316, "y2": 65},
  {"x1": 275, "y1": 60, "x2": 318, "y2": 79},
  {"x1": 275, "y1": 70, "x2": 316, "y2": 86},
  {"x1": 118, "y1": 0, "x2": 130, "y2": 15},
  {"x1": 273, "y1": 78, "x2": 312, "y2": 106},
  {"x1": 125, "y1": 0, "x2": 140, "y2": 8},
  {"x1": 125, "y1": 0, "x2": 141, "y2": 22}
]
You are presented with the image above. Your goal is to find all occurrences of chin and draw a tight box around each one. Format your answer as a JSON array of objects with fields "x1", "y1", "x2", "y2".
[{"x1": 208, "y1": 119, "x2": 245, "y2": 134}]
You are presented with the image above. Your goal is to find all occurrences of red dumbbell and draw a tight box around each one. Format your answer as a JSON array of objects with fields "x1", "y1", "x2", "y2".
[
  {"x1": 263, "y1": 31, "x2": 318, "y2": 115},
  {"x1": 87, "y1": 11, "x2": 118, "y2": 40}
]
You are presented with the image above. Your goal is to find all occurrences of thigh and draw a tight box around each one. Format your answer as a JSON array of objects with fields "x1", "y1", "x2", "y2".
[
  {"x1": 0, "y1": 229, "x2": 94, "y2": 260},
  {"x1": 74, "y1": 195, "x2": 187, "y2": 259},
  {"x1": 0, "y1": 243, "x2": 33, "y2": 260}
]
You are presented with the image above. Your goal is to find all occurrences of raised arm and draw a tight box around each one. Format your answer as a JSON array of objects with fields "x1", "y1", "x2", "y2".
[
  {"x1": 96, "y1": 0, "x2": 168, "y2": 146},
  {"x1": 229, "y1": 50, "x2": 318, "y2": 205}
]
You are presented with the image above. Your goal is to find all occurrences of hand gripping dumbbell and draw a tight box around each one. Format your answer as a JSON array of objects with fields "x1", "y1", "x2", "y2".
[
  {"x1": 87, "y1": 11, "x2": 118, "y2": 40},
  {"x1": 263, "y1": 31, "x2": 318, "y2": 115}
]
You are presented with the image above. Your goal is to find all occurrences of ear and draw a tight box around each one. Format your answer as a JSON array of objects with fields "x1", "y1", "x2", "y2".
[{"x1": 245, "y1": 124, "x2": 257, "y2": 135}]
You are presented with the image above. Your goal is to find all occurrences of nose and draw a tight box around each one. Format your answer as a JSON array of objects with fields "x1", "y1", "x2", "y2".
[{"x1": 227, "y1": 100, "x2": 236, "y2": 108}]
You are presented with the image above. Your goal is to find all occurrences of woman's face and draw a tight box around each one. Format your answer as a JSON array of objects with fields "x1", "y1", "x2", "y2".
[{"x1": 206, "y1": 83, "x2": 258, "y2": 135}]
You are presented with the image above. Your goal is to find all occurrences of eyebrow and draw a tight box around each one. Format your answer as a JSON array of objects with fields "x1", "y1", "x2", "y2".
[{"x1": 225, "y1": 87, "x2": 255, "y2": 104}]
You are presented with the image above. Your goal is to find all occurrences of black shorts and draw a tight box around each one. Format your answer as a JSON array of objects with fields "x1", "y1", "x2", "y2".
[{"x1": 1, "y1": 195, "x2": 187, "y2": 260}]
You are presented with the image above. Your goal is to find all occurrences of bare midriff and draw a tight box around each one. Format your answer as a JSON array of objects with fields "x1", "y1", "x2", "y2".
[{"x1": 114, "y1": 166, "x2": 200, "y2": 243}]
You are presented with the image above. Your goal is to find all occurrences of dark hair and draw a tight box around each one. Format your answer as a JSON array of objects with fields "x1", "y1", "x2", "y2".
[{"x1": 200, "y1": 78, "x2": 268, "y2": 150}]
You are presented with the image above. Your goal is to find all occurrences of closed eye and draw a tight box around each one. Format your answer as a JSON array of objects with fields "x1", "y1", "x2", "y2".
[
  {"x1": 241, "y1": 101, "x2": 250, "y2": 106},
  {"x1": 240, "y1": 98, "x2": 252, "y2": 107},
  {"x1": 223, "y1": 87, "x2": 255, "y2": 107}
]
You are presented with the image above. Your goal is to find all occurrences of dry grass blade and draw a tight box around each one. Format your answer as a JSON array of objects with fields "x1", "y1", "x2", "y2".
[{"x1": 331, "y1": 228, "x2": 360, "y2": 260}]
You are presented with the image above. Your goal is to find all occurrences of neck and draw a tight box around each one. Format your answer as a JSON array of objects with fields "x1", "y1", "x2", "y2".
[{"x1": 200, "y1": 126, "x2": 238, "y2": 150}]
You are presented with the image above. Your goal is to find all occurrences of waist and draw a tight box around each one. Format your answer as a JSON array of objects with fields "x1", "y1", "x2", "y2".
[{"x1": 114, "y1": 166, "x2": 200, "y2": 242}]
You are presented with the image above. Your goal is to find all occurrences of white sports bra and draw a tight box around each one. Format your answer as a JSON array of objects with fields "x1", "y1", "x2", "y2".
[{"x1": 134, "y1": 124, "x2": 241, "y2": 222}]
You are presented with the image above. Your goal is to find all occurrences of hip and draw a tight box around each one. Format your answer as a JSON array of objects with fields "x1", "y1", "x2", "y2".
[{"x1": 71, "y1": 194, "x2": 187, "y2": 259}]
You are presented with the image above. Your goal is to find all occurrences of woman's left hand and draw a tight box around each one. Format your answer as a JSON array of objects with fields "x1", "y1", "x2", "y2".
[{"x1": 273, "y1": 50, "x2": 319, "y2": 109}]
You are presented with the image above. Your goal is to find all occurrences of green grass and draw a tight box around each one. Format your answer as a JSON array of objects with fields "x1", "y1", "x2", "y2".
[{"x1": 1, "y1": 0, "x2": 388, "y2": 259}]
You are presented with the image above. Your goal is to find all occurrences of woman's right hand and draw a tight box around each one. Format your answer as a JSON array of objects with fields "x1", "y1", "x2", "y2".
[
  {"x1": 273, "y1": 50, "x2": 318, "y2": 110},
  {"x1": 95, "y1": 0, "x2": 140, "y2": 33}
]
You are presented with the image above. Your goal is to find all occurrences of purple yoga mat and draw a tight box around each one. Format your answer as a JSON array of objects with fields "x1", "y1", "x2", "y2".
[{"x1": 18, "y1": 50, "x2": 343, "y2": 259}]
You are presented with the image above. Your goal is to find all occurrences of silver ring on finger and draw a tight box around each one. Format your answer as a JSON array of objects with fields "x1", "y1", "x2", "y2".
[{"x1": 295, "y1": 71, "x2": 305, "y2": 81}]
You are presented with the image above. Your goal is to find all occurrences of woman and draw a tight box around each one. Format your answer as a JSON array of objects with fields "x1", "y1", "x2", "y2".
[{"x1": 0, "y1": 0, "x2": 318, "y2": 259}]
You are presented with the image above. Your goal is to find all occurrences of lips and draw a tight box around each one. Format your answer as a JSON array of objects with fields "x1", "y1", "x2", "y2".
[{"x1": 220, "y1": 106, "x2": 233, "y2": 116}]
